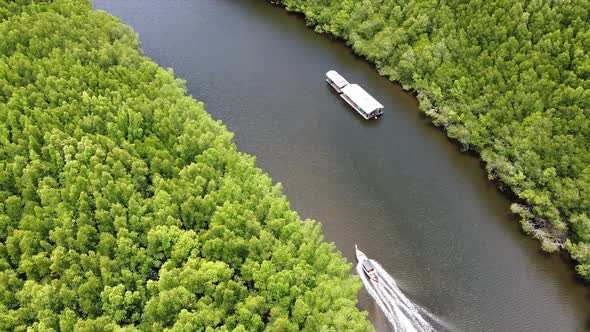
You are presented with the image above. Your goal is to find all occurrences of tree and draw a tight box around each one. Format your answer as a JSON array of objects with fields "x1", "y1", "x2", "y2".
[
  {"x1": 0, "y1": 1, "x2": 372, "y2": 329},
  {"x1": 270, "y1": 0, "x2": 590, "y2": 282}
]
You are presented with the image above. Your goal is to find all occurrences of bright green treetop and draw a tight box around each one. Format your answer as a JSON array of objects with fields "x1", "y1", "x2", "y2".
[
  {"x1": 271, "y1": 0, "x2": 590, "y2": 280},
  {"x1": 0, "y1": 0, "x2": 373, "y2": 330}
]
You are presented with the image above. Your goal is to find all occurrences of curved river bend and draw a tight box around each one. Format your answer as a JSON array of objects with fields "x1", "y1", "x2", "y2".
[{"x1": 94, "y1": 1, "x2": 589, "y2": 330}]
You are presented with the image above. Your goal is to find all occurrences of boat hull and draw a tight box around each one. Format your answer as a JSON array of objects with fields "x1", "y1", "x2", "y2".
[
  {"x1": 355, "y1": 245, "x2": 379, "y2": 283},
  {"x1": 341, "y1": 93, "x2": 371, "y2": 120}
]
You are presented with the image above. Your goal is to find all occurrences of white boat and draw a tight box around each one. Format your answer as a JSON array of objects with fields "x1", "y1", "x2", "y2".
[
  {"x1": 340, "y1": 84, "x2": 384, "y2": 120},
  {"x1": 326, "y1": 70, "x2": 349, "y2": 93},
  {"x1": 325, "y1": 70, "x2": 384, "y2": 120},
  {"x1": 355, "y1": 245, "x2": 379, "y2": 283}
]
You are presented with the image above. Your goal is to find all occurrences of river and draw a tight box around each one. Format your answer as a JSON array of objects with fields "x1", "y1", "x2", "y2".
[{"x1": 93, "y1": 0, "x2": 589, "y2": 330}]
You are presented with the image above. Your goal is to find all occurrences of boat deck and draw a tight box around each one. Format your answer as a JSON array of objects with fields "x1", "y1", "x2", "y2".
[{"x1": 326, "y1": 70, "x2": 383, "y2": 119}]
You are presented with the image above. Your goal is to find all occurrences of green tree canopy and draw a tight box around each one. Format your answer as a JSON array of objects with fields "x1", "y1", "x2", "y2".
[
  {"x1": 270, "y1": 0, "x2": 590, "y2": 280},
  {"x1": 0, "y1": 0, "x2": 372, "y2": 330}
]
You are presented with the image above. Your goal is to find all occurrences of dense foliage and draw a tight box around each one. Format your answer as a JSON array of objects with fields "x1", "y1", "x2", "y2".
[
  {"x1": 270, "y1": 0, "x2": 590, "y2": 279},
  {"x1": 0, "y1": 0, "x2": 373, "y2": 330}
]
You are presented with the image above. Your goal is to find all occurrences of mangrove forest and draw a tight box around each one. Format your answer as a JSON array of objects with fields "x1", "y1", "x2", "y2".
[
  {"x1": 0, "y1": 0, "x2": 373, "y2": 330},
  {"x1": 270, "y1": 0, "x2": 590, "y2": 280}
]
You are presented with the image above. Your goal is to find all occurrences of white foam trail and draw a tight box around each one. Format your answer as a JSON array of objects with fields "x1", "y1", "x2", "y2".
[
  {"x1": 417, "y1": 306, "x2": 456, "y2": 332},
  {"x1": 357, "y1": 259, "x2": 442, "y2": 332},
  {"x1": 375, "y1": 262, "x2": 431, "y2": 330},
  {"x1": 357, "y1": 264, "x2": 407, "y2": 331}
]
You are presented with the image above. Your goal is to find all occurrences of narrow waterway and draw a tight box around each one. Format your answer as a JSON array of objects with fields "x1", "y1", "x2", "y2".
[{"x1": 94, "y1": 1, "x2": 589, "y2": 330}]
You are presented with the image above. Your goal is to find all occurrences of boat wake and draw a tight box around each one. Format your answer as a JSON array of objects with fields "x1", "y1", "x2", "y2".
[{"x1": 357, "y1": 260, "x2": 450, "y2": 332}]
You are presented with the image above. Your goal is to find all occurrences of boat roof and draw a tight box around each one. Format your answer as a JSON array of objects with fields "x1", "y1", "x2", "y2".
[
  {"x1": 341, "y1": 84, "x2": 384, "y2": 113},
  {"x1": 326, "y1": 70, "x2": 349, "y2": 88},
  {"x1": 362, "y1": 260, "x2": 375, "y2": 271}
]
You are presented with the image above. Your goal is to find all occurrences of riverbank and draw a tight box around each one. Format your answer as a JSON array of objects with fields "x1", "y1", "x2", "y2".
[
  {"x1": 266, "y1": 0, "x2": 590, "y2": 281},
  {"x1": 0, "y1": 1, "x2": 373, "y2": 330},
  {"x1": 93, "y1": 0, "x2": 590, "y2": 329}
]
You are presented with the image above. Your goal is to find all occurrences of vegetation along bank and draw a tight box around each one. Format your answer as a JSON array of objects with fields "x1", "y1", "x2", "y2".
[
  {"x1": 268, "y1": 0, "x2": 590, "y2": 280},
  {"x1": 0, "y1": 0, "x2": 374, "y2": 330}
]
